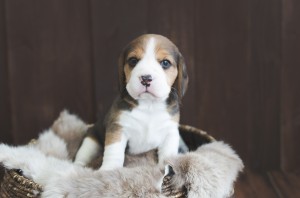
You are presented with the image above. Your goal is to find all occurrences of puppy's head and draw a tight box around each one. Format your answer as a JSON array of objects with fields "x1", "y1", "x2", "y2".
[{"x1": 118, "y1": 34, "x2": 188, "y2": 101}]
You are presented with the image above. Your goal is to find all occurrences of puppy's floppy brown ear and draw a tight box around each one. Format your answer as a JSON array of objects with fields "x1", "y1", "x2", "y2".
[
  {"x1": 118, "y1": 50, "x2": 126, "y2": 93},
  {"x1": 176, "y1": 52, "x2": 189, "y2": 99}
]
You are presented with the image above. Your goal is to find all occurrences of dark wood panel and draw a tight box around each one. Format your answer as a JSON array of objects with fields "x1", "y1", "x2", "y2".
[
  {"x1": 5, "y1": 0, "x2": 95, "y2": 144},
  {"x1": 268, "y1": 170, "x2": 300, "y2": 197},
  {"x1": 0, "y1": 0, "x2": 12, "y2": 144},
  {"x1": 234, "y1": 169, "x2": 278, "y2": 198},
  {"x1": 194, "y1": 0, "x2": 252, "y2": 166},
  {"x1": 281, "y1": 0, "x2": 300, "y2": 171},
  {"x1": 90, "y1": 0, "x2": 148, "y2": 121},
  {"x1": 195, "y1": 0, "x2": 281, "y2": 170},
  {"x1": 247, "y1": 0, "x2": 281, "y2": 170}
]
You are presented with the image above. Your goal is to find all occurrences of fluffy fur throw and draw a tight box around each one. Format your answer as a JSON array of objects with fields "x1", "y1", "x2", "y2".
[{"x1": 0, "y1": 110, "x2": 244, "y2": 198}]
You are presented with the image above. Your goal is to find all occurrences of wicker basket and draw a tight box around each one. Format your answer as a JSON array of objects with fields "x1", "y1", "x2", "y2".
[{"x1": 0, "y1": 125, "x2": 215, "y2": 198}]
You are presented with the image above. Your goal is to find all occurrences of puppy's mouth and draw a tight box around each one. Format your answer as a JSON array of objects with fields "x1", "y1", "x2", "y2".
[
  {"x1": 135, "y1": 85, "x2": 170, "y2": 101},
  {"x1": 138, "y1": 87, "x2": 158, "y2": 98}
]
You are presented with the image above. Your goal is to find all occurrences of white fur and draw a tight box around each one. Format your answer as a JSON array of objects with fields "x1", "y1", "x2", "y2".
[
  {"x1": 0, "y1": 144, "x2": 72, "y2": 186},
  {"x1": 192, "y1": 141, "x2": 244, "y2": 198},
  {"x1": 32, "y1": 129, "x2": 69, "y2": 160},
  {"x1": 120, "y1": 100, "x2": 178, "y2": 155},
  {"x1": 100, "y1": 99, "x2": 180, "y2": 170},
  {"x1": 74, "y1": 137, "x2": 101, "y2": 166},
  {"x1": 0, "y1": 139, "x2": 243, "y2": 198},
  {"x1": 126, "y1": 37, "x2": 171, "y2": 101},
  {"x1": 0, "y1": 143, "x2": 165, "y2": 198},
  {"x1": 103, "y1": 99, "x2": 179, "y2": 170},
  {"x1": 52, "y1": 109, "x2": 88, "y2": 139},
  {"x1": 100, "y1": 134, "x2": 128, "y2": 170}
]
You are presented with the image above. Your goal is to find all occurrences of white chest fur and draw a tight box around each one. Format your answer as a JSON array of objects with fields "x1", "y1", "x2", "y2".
[{"x1": 119, "y1": 100, "x2": 179, "y2": 154}]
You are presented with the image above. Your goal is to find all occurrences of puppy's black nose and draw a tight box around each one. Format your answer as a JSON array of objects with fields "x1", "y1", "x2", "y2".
[
  {"x1": 141, "y1": 75, "x2": 152, "y2": 87},
  {"x1": 141, "y1": 75, "x2": 152, "y2": 82}
]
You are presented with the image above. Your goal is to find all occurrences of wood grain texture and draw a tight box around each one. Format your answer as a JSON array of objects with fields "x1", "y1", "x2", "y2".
[
  {"x1": 194, "y1": 0, "x2": 252, "y2": 167},
  {"x1": 281, "y1": 0, "x2": 300, "y2": 171},
  {"x1": 235, "y1": 169, "x2": 300, "y2": 198},
  {"x1": 247, "y1": 0, "x2": 281, "y2": 171},
  {"x1": 5, "y1": 0, "x2": 94, "y2": 144},
  {"x1": 0, "y1": 0, "x2": 12, "y2": 144},
  {"x1": 90, "y1": 0, "x2": 148, "y2": 122},
  {"x1": 268, "y1": 170, "x2": 300, "y2": 197},
  {"x1": 234, "y1": 169, "x2": 278, "y2": 198},
  {"x1": 194, "y1": 0, "x2": 281, "y2": 170}
]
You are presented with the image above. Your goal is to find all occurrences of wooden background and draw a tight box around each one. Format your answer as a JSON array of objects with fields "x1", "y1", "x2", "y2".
[{"x1": 0, "y1": 0, "x2": 299, "y2": 173}]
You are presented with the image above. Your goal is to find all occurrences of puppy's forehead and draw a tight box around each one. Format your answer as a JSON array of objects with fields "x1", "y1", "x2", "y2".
[{"x1": 124, "y1": 34, "x2": 179, "y2": 59}]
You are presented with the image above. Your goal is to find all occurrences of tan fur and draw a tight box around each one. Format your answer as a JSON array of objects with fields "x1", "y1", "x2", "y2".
[
  {"x1": 127, "y1": 47, "x2": 145, "y2": 60},
  {"x1": 43, "y1": 166, "x2": 166, "y2": 198},
  {"x1": 124, "y1": 64, "x2": 133, "y2": 83},
  {"x1": 105, "y1": 127, "x2": 122, "y2": 145}
]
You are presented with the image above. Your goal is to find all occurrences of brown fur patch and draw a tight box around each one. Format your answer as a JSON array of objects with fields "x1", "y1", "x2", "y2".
[
  {"x1": 124, "y1": 65, "x2": 132, "y2": 84},
  {"x1": 127, "y1": 48, "x2": 145, "y2": 60},
  {"x1": 105, "y1": 124, "x2": 122, "y2": 145}
]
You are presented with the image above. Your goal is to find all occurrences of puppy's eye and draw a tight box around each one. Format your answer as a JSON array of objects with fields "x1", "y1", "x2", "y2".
[
  {"x1": 160, "y1": 59, "x2": 172, "y2": 69},
  {"x1": 128, "y1": 57, "x2": 139, "y2": 67}
]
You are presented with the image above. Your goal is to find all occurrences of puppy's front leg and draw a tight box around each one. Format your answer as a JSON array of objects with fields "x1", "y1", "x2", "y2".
[
  {"x1": 100, "y1": 132, "x2": 128, "y2": 171},
  {"x1": 158, "y1": 130, "x2": 180, "y2": 166},
  {"x1": 74, "y1": 137, "x2": 101, "y2": 166}
]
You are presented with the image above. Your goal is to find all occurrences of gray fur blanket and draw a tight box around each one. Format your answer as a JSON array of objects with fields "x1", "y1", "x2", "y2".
[{"x1": 0, "y1": 110, "x2": 244, "y2": 198}]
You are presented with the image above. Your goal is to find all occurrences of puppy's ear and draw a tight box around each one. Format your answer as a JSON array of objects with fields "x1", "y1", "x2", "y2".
[
  {"x1": 118, "y1": 50, "x2": 126, "y2": 94},
  {"x1": 176, "y1": 52, "x2": 189, "y2": 99}
]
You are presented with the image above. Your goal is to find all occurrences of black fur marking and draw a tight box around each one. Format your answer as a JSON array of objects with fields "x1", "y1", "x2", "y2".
[
  {"x1": 166, "y1": 88, "x2": 180, "y2": 116},
  {"x1": 117, "y1": 94, "x2": 138, "y2": 112}
]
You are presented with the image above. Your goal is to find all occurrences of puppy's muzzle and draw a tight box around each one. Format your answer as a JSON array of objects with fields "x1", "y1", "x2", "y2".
[{"x1": 140, "y1": 75, "x2": 152, "y2": 87}]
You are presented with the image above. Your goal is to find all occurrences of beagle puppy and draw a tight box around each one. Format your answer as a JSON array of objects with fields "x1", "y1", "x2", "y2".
[{"x1": 74, "y1": 34, "x2": 188, "y2": 170}]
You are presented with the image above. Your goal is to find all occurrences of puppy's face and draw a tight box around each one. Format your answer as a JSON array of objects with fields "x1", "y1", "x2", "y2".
[{"x1": 119, "y1": 34, "x2": 188, "y2": 101}]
